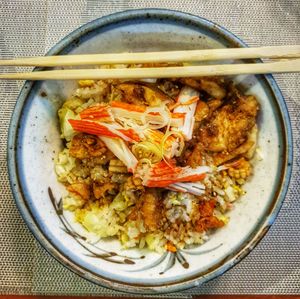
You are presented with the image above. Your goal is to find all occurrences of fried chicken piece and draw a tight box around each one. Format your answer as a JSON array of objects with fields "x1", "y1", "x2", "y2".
[
  {"x1": 195, "y1": 100, "x2": 210, "y2": 122},
  {"x1": 196, "y1": 216, "x2": 225, "y2": 232},
  {"x1": 116, "y1": 82, "x2": 172, "y2": 106},
  {"x1": 212, "y1": 137, "x2": 255, "y2": 166},
  {"x1": 187, "y1": 143, "x2": 205, "y2": 168},
  {"x1": 199, "y1": 95, "x2": 259, "y2": 153},
  {"x1": 195, "y1": 199, "x2": 224, "y2": 232},
  {"x1": 109, "y1": 159, "x2": 128, "y2": 173},
  {"x1": 177, "y1": 77, "x2": 226, "y2": 99},
  {"x1": 193, "y1": 98, "x2": 222, "y2": 134},
  {"x1": 121, "y1": 176, "x2": 145, "y2": 208},
  {"x1": 141, "y1": 189, "x2": 161, "y2": 231},
  {"x1": 69, "y1": 133, "x2": 108, "y2": 160},
  {"x1": 67, "y1": 182, "x2": 90, "y2": 201},
  {"x1": 207, "y1": 98, "x2": 223, "y2": 112}
]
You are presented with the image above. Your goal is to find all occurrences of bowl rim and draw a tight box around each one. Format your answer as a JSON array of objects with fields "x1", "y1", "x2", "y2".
[{"x1": 7, "y1": 8, "x2": 293, "y2": 294}]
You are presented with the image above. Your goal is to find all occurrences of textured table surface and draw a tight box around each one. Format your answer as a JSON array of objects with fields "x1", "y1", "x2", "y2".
[{"x1": 0, "y1": 0, "x2": 299, "y2": 296}]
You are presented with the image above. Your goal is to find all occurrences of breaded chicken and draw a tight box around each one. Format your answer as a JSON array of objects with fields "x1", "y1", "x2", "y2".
[
  {"x1": 187, "y1": 143, "x2": 206, "y2": 168},
  {"x1": 187, "y1": 92, "x2": 259, "y2": 167},
  {"x1": 195, "y1": 100, "x2": 210, "y2": 122},
  {"x1": 212, "y1": 137, "x2": 255, "y2": 166},
  {"x1": 176, "y1": 77, "x2": 226, "y2": 99},
  {"x1": 199, "y1": 95, "x2": 259, "y2": 153}
]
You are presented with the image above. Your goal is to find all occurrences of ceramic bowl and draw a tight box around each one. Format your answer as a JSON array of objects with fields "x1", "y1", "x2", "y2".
[{"x1": 8, "y1": 9, "x2": 292, "y2": 294}]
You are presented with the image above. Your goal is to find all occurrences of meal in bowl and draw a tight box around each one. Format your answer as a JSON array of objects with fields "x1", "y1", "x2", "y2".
[{"x1": 54, "y1": 71, "x2": 259, "y2": 253}]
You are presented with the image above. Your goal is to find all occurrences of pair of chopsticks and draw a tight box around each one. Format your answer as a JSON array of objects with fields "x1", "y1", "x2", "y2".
[{"x1": 0, "y1": 45, "x2": 299, "y2": 80}]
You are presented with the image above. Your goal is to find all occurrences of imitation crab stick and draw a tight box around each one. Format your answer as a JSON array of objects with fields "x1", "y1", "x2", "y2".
[
  {"x1": 145, "y1": 128, "x2": 186, "y2": 159},
  {"x1": 79, "y1": 104, "x2": 112, "y2": 121},
  {"x1": 100, "y1": 137, "x2": 138, "y2": 172},
  {"x1": 79, "y1": 102, "x2": 185, "y2": 128},
  {"x1": 137, "y1": 160, "x2": 210, "y2": 188},
  {"x1": 69, "y1": 119, "x2": 140, "y2": 142},
  {"x1": 172, "y1": 86, "x2": 200, "y2": 140},
  {"x1": 168, "y1": 182, "x2": 206, "y2": 196},
  {"x1": 110, "y1": 101, "x2": 145, "y2": 112}
]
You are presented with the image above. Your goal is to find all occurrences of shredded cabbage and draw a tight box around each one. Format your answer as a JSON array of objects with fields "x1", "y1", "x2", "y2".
[
  {"x1": 75, "y1": 203, "x2": 120, "y2": 238},
  {"x1": 55, "y1": 149, "x2": 76, "y2": 183},
  {"x1": 63, "y1": 195, "x2": 85, "y2": 211},
  {"x1": 224, "y1": 185, "x2": 237, "y2": 202},
  {"x1": 145, "y1": 232, "x2": 165, "y2": 253},
  {"x1": 110, "y1": 192, "x2": 128, "y2": 211},
  {"x1": 58, "y1": 107, "x2": 79, "y2": 141}
]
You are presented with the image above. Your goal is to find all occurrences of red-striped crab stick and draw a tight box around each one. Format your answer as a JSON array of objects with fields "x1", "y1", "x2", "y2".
[
  {"x1": 136, "y1": 160, "x2": 210, "y2": 196},
  {"x1": 171, "y1": 86, "x2": 200, "y2": 141}
]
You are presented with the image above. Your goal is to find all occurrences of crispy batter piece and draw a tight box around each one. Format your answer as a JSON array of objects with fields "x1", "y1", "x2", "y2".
[
  {"x1": 93, "y1": 182, "x2": 118, "y2": 200},
  {"x1": 212, "y1": 138, "x2": 255, "y2": 166},
  {"x1": 116, "y1": 82, "x2": 172, "y2": 106},
  {"x1": 195, "y1": 100, "x2": 210, "y2": 122},
  {"x1": 69, "y1": 133, "x2": 108, "y2": 159},
  {"x1": 124, "y1": 176, "x2": 144, "y2": 192},
  {"x1": 196, "y1": 199, "x2": 224, "y2": 232},
  {"x1": 188, "y1": 92, "x2": 259, "y2": 167},
  {"x1": 207, "y1": 98, "x2": 224, "y2": 112},
  {"x1": 67, "y1": 182, "x2": 90, "y2": 201},
  {"x1": 141, "y1": 189, "x2": 161, "y2": 231},
  {"x1": 187, "y1": 143, "x2": 205, "y2": 168}
]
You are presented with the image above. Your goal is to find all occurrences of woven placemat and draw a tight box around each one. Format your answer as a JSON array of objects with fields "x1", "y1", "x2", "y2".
[{"x1": 0, "y1": 0, "x2": 299, "y2": 296}]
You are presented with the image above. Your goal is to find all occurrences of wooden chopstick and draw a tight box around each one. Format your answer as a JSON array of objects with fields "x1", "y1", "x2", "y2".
[
  {"x1": 0, "y1": 45, "x2": 299, "y2": 67},
  {"x1": 0, "y1": 59, "x2": 299, "y2": 80}
]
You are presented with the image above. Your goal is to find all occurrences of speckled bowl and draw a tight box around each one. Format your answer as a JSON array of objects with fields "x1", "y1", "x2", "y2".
[{"x1": 8, "y1": 9, "x2": 292, "y2": 294}]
